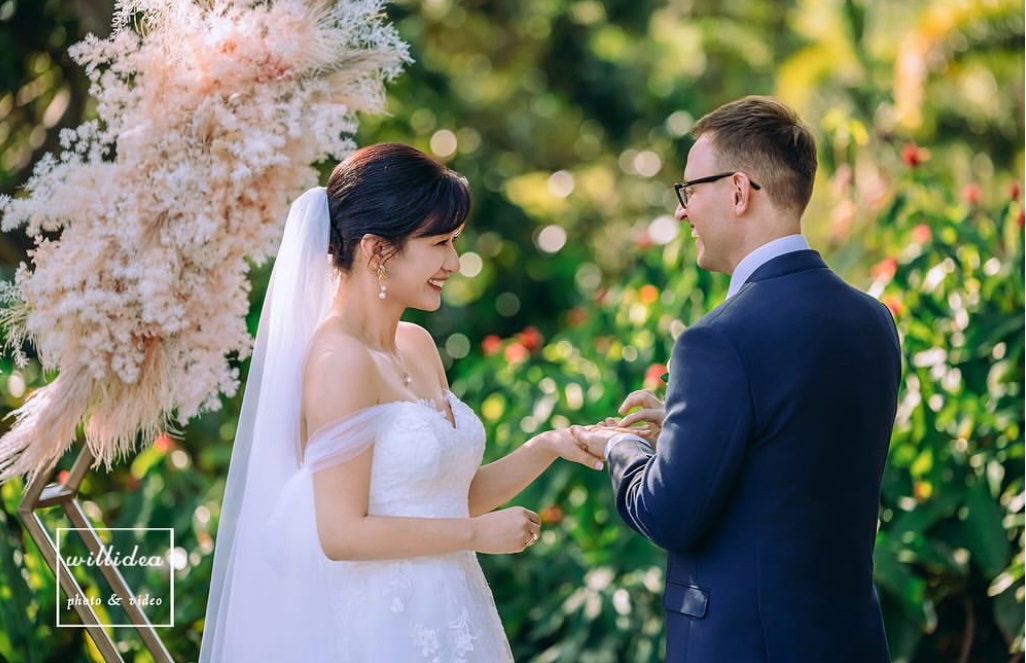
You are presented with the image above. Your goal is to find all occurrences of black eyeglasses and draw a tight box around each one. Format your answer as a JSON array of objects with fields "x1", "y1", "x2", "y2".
[{"x1": 673, "y1": 172, "x2": 761, "y2": 208}]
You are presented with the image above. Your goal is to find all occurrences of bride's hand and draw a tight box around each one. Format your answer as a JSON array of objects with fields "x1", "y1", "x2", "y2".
[
  {"x1": 529, "y1": 429, "x2": 606, "y2": 471},
  {"x1": 471, "y1": 507, "x2": 541, "y2": 554}
]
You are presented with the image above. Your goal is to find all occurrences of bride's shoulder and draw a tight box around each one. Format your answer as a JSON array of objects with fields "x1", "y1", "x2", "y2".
[
  {"x1": 397, "y1": 322, "x2": 447, "y2": 383},
  {"x1": 397, "y1": 321, "x2": 435, "y2": 350},
  {"x1": 303, "y1": 322, "x2": 381, "y2": 420},
  {"x1": 307, "y1": 319, "x2": 376, "y2": 369}
]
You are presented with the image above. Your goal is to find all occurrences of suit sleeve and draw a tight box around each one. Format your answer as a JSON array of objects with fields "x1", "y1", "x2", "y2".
[{"x1": 608, "y1": 324, "x2": 754, "y2": 554}]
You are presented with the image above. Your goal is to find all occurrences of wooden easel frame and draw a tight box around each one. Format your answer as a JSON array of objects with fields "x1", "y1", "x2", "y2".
[{"x1": 16, "y1": 444, "x2": 175, "y2": 663}]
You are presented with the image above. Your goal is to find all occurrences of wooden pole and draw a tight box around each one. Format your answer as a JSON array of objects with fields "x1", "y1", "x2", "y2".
[{"x1": 16, "y1": 444, "x2": 176, "y2": 663}]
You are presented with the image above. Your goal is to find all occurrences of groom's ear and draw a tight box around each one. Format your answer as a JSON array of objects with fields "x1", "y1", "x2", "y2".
[{"x1": 731, "y1": 172, "x2": 755, "y2": 214}]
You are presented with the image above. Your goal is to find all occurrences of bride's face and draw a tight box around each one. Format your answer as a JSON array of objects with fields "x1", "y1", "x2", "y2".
[{"x1": 382, "y1": 225, "x2": 463, "y2": 311}]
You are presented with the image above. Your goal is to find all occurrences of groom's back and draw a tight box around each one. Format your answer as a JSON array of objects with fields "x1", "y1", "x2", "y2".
[{"x1": 677, "y1": 252, "x2": 900, "y2": 663}]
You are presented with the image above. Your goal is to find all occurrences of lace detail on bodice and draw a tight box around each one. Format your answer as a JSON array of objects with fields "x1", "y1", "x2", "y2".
[{"x1": 366, "y1": 394, "x2": 485, "y2": 519}]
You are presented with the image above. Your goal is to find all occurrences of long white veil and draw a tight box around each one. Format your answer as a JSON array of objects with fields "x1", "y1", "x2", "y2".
[{"x1": 199, "y1": 186, "x2": 337, "y2": 662}]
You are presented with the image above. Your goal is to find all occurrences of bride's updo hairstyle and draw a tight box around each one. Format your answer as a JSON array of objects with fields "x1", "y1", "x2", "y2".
[{"x1": 325, "y1": 142, "x2": 470, "y2": 273}]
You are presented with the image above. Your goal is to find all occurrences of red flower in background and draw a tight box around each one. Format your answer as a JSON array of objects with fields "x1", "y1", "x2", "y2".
[
  {"x1": 57, "y1": 470, "x2": 70, "y2": 485},
  {"x1": 517, "y1": 326, "x2": 544, "y2": 352},
  {"x1": 567, "y1": 307, "x2": 587, "y2": 326},
  {"x1": 1010, "y1": 181, "x2": 1021, "y2": 201},
  {"x1": 504, "y1": 342, "x2": 529, "y2": 364},
  {"x1": 153, "y1": 433, "x2": 175, "y2": 453},
  {"x1": 539, "y1": 504, "x2": 564, "y2": 525},
  {"x1": 1018, "y1": 210, "x2": 1025, "y2": 229},
  {"x1": 871, "y1": 258, "x2": 898, "y2": 281},
  {"x1": 481, "y1": 335, "x2": 502, "y2": 356},
  {"x1": 882, "y1": 296, "x2": 904, "y2": 318},
  {"x1": 962, "y1": 184, "x2": 981, "y2": 205},
  {"x1": 644, "y1": 363, "x2": 668, "y2": 388},
  {"x1": 901, "y1": 143, "x2": 927, "y2": 168},
  {"x1": 633, "y1": 231, "x2": 653, "y2": 250},
  {"x1": 639, "y1": 285, "x2": 659, "y2": 305},
  {"x1": 911, "y1": 224, "x2": 931, "y2": 244}
]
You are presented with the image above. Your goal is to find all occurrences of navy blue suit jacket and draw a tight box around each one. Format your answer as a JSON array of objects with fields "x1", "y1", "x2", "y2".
[{"x1": 608, "y1": 250, "x2": 900, "y2": 663}]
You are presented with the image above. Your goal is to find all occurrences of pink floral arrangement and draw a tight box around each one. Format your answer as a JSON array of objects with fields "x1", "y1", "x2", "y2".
[{"x1": 0, "y1": 0, "x2": 407, "y2": 481}]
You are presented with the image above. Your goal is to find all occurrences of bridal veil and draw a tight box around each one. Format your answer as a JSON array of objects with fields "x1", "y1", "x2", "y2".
[{"x1": 199, "y1": 187, "x2": 337, "y2": 662}]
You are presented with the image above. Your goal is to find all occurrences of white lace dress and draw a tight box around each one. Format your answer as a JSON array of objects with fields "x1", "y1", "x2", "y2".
[{"x1": 260, "y1": 391, "x2": 515, "y2": 663}]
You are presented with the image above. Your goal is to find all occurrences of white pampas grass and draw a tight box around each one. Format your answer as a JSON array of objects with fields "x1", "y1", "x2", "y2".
[{"x1": 0, "y1": 0, "x2": 408, "y2": 482}]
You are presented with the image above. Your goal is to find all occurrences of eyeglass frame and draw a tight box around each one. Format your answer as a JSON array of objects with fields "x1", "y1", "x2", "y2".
[{"x1": 673, "y1": 171, "x2": 762, "y2": 208}]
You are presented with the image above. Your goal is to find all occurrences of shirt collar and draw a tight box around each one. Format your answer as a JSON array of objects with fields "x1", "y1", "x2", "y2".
[{"x1": 727, "y1": 234, "x2": 810, "y2": 299}]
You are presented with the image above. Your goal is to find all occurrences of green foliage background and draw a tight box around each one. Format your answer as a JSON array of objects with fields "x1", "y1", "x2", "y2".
[{"x1": 0, "y1": 1, "x2": 1023, "y2": 662}]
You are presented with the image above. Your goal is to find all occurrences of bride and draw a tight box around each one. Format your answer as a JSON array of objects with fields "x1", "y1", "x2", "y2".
[{"x1": 199, "y1": 143, "x2": 604, "y2": 662}]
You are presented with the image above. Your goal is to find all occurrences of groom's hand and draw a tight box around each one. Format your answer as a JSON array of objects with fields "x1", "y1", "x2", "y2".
[{"x1": 615, "y1": 389, "x2": 665, "y2": 445}]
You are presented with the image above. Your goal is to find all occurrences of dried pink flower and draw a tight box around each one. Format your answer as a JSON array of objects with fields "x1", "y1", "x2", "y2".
[{"x1": 0, "y1": 0, "x2": 408, "y2": 481}]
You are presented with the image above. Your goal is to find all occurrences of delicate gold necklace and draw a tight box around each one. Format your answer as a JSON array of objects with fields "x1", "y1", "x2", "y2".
[
  {"x1": 337, "y1": 318, "x2": 413, "y2": 387},
  {"x1": 384, "y1": 350, "x2": 412, "y2": 387},
  {"x1": 399, "y1": 366, "x2": 412, "y2": 387}
]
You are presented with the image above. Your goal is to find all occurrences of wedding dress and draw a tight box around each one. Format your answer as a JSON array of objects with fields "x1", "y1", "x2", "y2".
[
  {"x1": 263, "y1": 392, "x2": 514, "y2": 662},
  {"x1": 199, "y1": 187, "x2": 514, "y2": 662}
]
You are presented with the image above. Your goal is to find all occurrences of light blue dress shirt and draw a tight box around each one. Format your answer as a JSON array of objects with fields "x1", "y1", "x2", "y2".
[
  {"x1": 605, "y1": 234, "x2": 811, "y2": 457},
  {"x1": 725, "y1": 234, "x2": 809, "y2": 299}
]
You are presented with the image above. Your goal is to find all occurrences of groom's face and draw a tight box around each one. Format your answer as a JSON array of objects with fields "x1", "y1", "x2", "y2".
[{"x1": 677, "y1": 135, "x2": 735, "y2": 274}]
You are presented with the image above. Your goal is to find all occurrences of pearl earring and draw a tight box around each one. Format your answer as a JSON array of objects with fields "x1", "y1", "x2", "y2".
[{"x1": 377, "y1": 264, "x2": 387, "y2": 300}]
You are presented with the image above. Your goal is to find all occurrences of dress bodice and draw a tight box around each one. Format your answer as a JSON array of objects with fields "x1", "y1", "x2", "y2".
[{"x1": 365, "y1": 393, "x2": 486, "y2": 518}]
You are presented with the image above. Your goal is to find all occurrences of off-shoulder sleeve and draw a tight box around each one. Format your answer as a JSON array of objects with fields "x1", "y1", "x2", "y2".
[
  {"x1": 302, "y1": 404, "x2": 399, "y2": 474},
  {"x1": 265, "y1": 404, "x2": 400, "y2": 563}
]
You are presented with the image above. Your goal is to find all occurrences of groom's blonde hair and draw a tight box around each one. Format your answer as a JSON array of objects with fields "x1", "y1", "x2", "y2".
[{"x1": 691, "y1": 96, "x2": 817, "y2": 214}]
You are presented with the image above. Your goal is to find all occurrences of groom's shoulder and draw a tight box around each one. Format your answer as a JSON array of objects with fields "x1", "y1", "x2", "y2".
[
  {"x1": 672, "y1": 310, "x2": 739, "y2": 354},
  {"x1": 694, "y1": 289, "x2": 762, "y2": 330},
  {"x1": 683, "y1": 277, "x2": 804, "y2": 340},
  {"x1": 709, "y1": 262, "x2": 895, "y2": 333}
]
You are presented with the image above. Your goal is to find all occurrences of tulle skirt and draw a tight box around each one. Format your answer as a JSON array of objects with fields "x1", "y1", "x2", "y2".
[
  {"x1": 326, "y1": 551, "x2": 514, "y2": 662},
  {"x1": 210, "y1": 467, "x2": 514, "y2": 663}
]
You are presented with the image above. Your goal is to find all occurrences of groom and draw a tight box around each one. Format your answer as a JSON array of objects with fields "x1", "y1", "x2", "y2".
[{"x1": 572, "y1": 96, "x2": 901, "y2": 662}]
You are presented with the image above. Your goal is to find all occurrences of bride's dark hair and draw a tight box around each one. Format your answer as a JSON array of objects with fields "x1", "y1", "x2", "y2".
[{"x1": 325, "y1": 142, "x2": 470, "y2": 272}]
